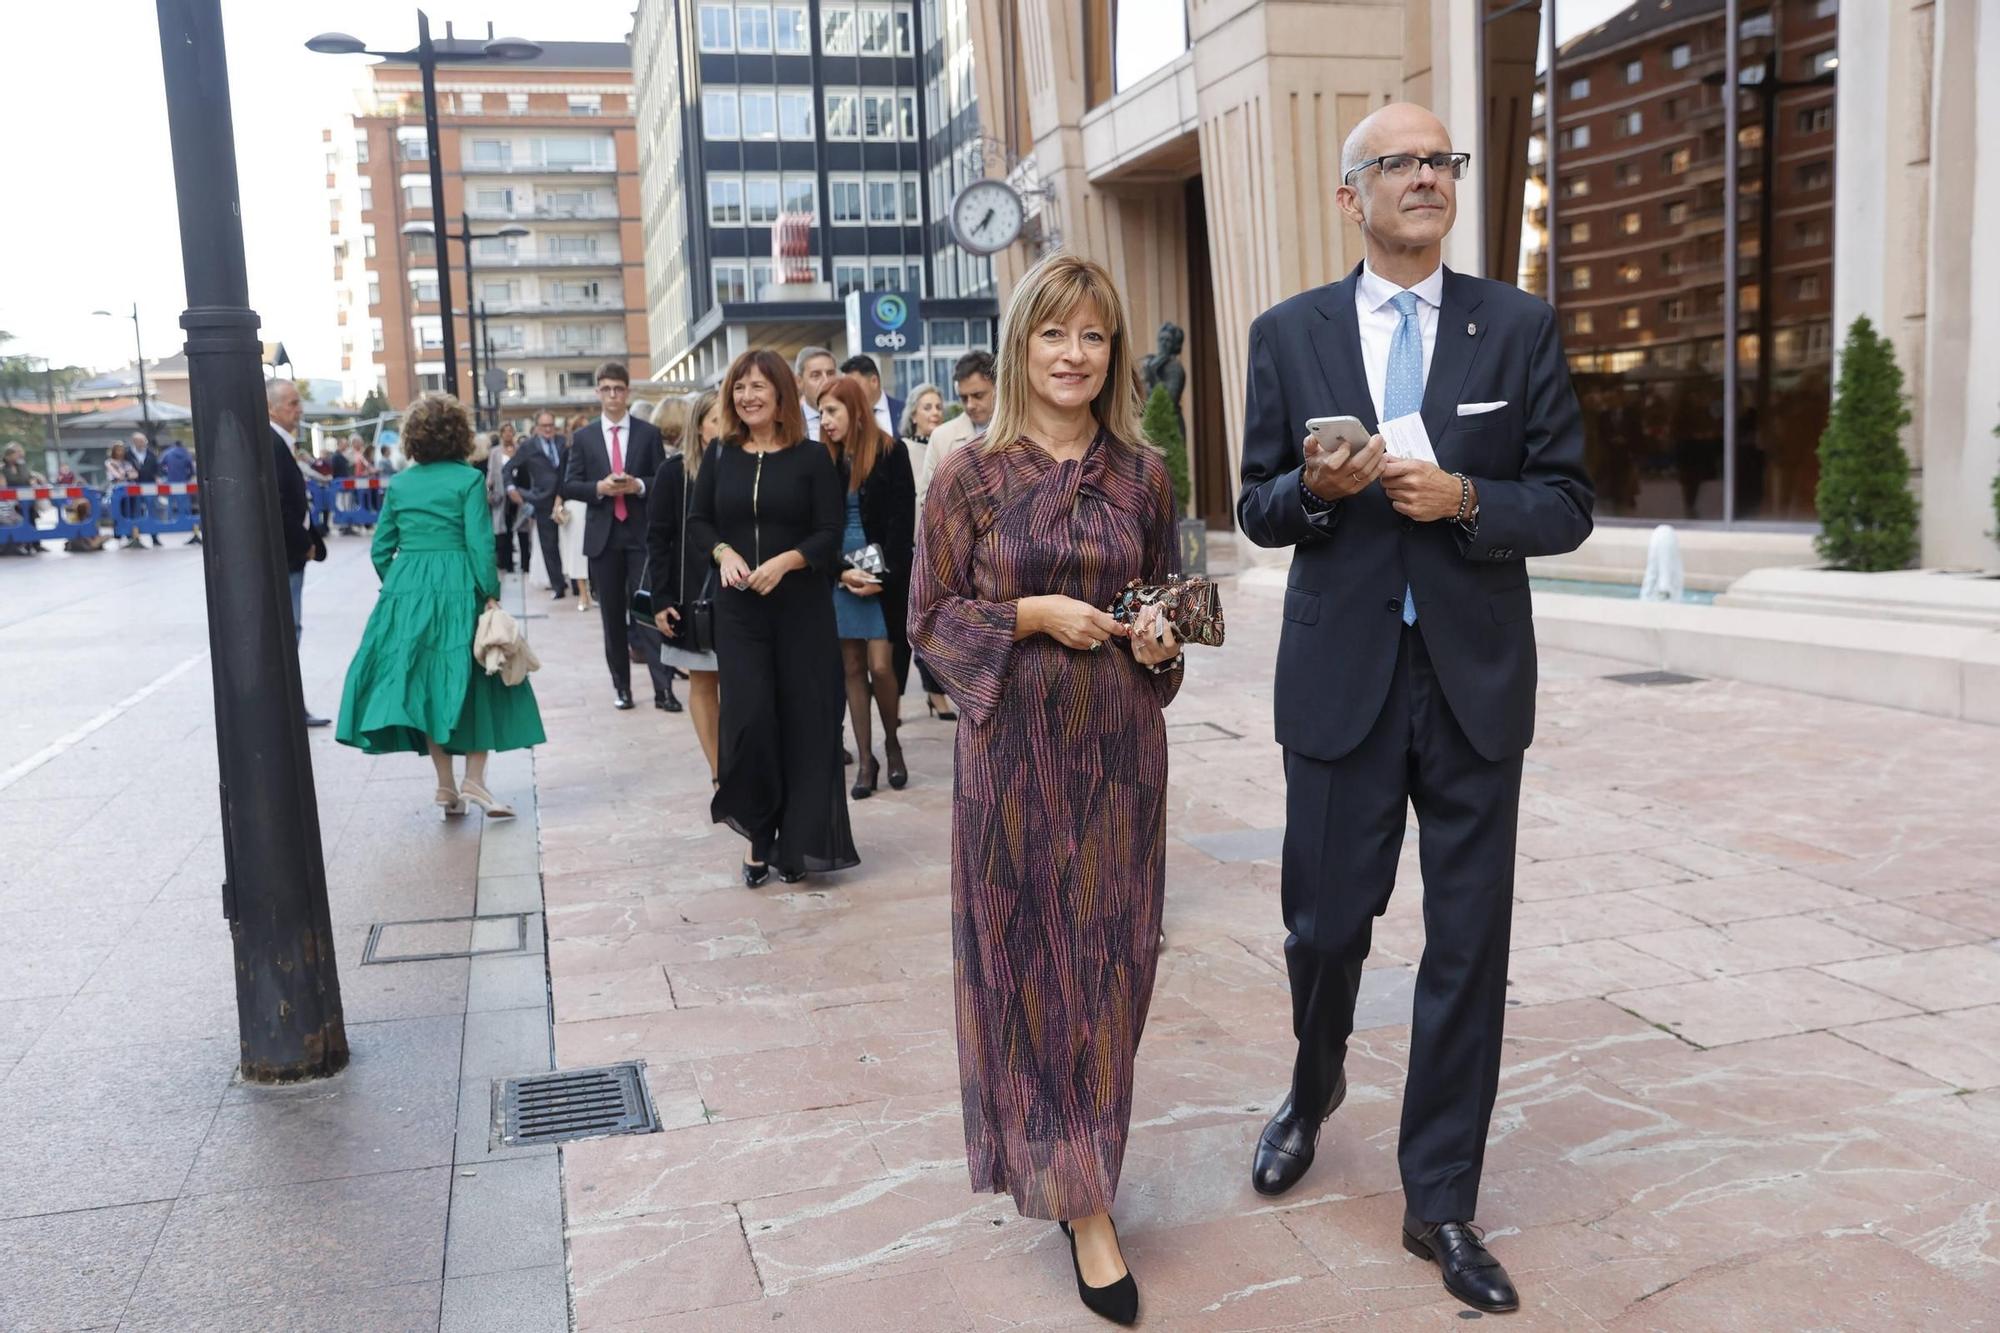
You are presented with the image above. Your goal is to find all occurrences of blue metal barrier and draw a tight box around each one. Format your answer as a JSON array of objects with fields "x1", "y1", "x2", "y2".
[
  {"x1": 0, "y1": 486, "x2": 106, "y2": 545},
  {"x1": 311, "y1": 477, "x2": 385, "y2": 531},
  {"x1": 107, "y1": 484, "x2": 202, "y2": 541}
]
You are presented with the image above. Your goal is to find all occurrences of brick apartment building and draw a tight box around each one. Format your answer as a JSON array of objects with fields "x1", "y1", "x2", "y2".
[{"x1": 327, "y1": 41, "x2": 651, "y2": 417}]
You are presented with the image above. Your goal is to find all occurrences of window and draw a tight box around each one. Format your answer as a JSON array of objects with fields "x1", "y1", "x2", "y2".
[
  {"x1": 412, "y1": 273, "x2": 440, "y2": 302},
  {"x1": 403, "y1": 183, "x2": 432, "y2": 209},
  {"x1": 364, "y1": 235, "x2": 377, "y2": 259},
  {"x1": 1669, "y1": 44, "x2": 1692, "y2": 70},
  {"x1": 708, "y1": 175, "x2": 744, "y2": 224},
  {"x1": 737, "y1": 4, "x2": 773, "y2": 51},
  {"x1": 1618, "y1": 211, "x2": 1641, "y2": 236},
  {"x1": 741, "y1": 89, "x2": 777, "y2": 139},
  {"x1": 399, "y1": 132, "x2": 429, "y2": 161},
  {"x1": 699, "y1": 3, "x2": 733, "y2": 51},
  {"x1": 867, "y1": 177, "x2": 900, "y2": 222},
  {"x1": 1563, "y1": 221, "x2": 1591, "y2": 245},
  {"x1": 1662, "y1": 251, "x2": 1686, "y2": 276},
  {"x1": 1618, "y1": 262, "x2": 1643, "y2": 285},
  {"x1": 1616, "y1": 111, "x2": 1643, "y2": 138},
  {"x1": 1566, "y1": 311, "x2": 1594, "y2": 336},
  {"x1": 901, "y1": 176, "x2": 920, "y2": 224},
  {"x1": 1663, "y1": 200, "x2": 1690, "y2": 225},
  {"x1": 409, "y1": 232, "x2": 437, "y2": 258},
  {"x1": 870, "y1": 261, "x2": 903, "y2": 291},
  {"x1": 1796, "y1": 160, "x2": 1832, "y2": 190},
  {"x1": 559, "y1": 371, "x2": 597, "y2": 393},
  {"x1": 704, "y1": 90, "x2": 739, "y2": 138},
  {"x1": 368, "y1": 278, "x2": 381, "y2": 306},
  {"x1": 1561, "y1": 175, "x2": 1590, "y2": 199},
  {"x1": 548, "y1": 234, "x2": 600, "y2": 257},
  {"x1": 1567, "y1": 265, "x2": 1592, "y2": 291},
  {"x1": 823, "y1": 5, "x2": 856, "y2": 53},
  {"x1": 833, "y1": 262, "x2": 867, "y2": 297},
  {"x1": 1662, "y1": 298, "x2": 1688, "y2": 322},
  {"x1": 551, "y1": 279, "x2": 602, "y2": 304},
  {"x1": 1564, "y1": 124, "x2": 1591, "y2": 150},
  {"x1": 359, "y1": 185, "x2": 373, "y2": 211},
  {"x1": 897, "y1": 91, "x2": 918, "y2": 140},
  {"x1": 824, "y1": 91, "x2": 859, "y2": 138},
  {"x1": 829, "y1": 176, "x2": 864, "y2": 223},
  {"x1": 775, "y1": 4, "x2": 811, "y2": 51},
  {"x1": 1623, "y1": 59, "x2": 1642, "y2": 85},
  {"x1": 1567, "y1": 77, "x2": 1590, "y2": 101},
  {"x1": 716, "y1": 260, "x2": 752, "y2": 300},
  {"x1": 745, "y1": 176, "x2": 781, "y2": 223},
  {"x1": 1739, "y1": 284, "x2": 1760, "y2": 314},
  {"x1": 355, "y1": 134, "x2": 370, "y2": 163},
  {"x1": 894, "y1": 5, "x2": 914, "y2": 55},
  {"x1": 782, "y1": 174, "x2": 817, "y2": 219},
  {"x1": 507, "y1": 92, "x2": 528, "y2": 115},
  {"x1": 858, "y1": 4, "x2": 892, "y2": 53},
  {"x1": 906, "y1": 261, "x2": 923, "y2": 295},
  {"x1": 1794, "y1": 274, "x2": 1823, "y2": 301},
  {"x1": 1809, "y1": 48, "x2": 1838, "y2": 77},
  {"x1": 862, "y1": 90, "x2": 897, "y2": 139},
  {"x1": 1814, "y1": 0, "x2": 1838, "y2": 16},
  {"x1": 1740, "y1": 10, "x2": 1774, "y2": 38},
  {"x1": 1794, "y1": 219, "x2": 1827, "y2": 246},
  {"x1": 750, "y1": 260, "x2": 775, "y2": 299},
  {"x1": 779, "y1": 90, "x2": 814, "y2": 138},
  {"x1": 1796, "y1": 105, "x2": 1832, "y2": 134},
  {"x1": 470, "y1": 139, "x2": 511, "y2": 167},
  {"x1": 1616, "y1": 161, "x2": 1641, "y2": 187},
  {"x1": 1620, "y1": 306, "x2": 1641, "y2": 331},
  {"x1": 370, "y1": 318, "x2": 384, "y2": 352},
  {"x1": 1662, "y1": 147, "x2": 1691, "y2": 174},
  {"x1": 481, "y1": 279, "x2": 516, "y2": 303},
  {"x1": 568, "y1": 95, "x2": 602, "y2": 117}
]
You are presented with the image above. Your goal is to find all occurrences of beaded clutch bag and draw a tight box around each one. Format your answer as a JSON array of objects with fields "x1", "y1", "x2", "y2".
[{"x1": 1107, "y1": 575, "x2": 1225, "y2": 647}]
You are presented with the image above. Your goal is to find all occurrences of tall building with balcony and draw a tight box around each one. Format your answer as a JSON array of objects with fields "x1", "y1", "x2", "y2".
[
  {"x1": 329, "y1": 42, "x2": 649, "y2": 417},
  {"x1": 629, "y1": 0, "x2": 998, "y2": 395}
]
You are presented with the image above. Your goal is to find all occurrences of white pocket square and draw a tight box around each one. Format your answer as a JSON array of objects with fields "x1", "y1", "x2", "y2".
[{"x1": 1457, "y1": 401, "x2": 1508, "y2": 416}]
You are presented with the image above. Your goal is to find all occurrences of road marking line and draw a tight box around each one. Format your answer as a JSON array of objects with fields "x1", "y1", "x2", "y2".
[{"x1": 0, "y1": 652, "x2": 209, "y2": 794}]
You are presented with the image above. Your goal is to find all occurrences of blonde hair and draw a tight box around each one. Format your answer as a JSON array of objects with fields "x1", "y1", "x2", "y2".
[
  {"x1": 652, "y1": 394, "x2": 690, "y2": 450},
  {"x1": 985, "y1": 253, "x2": 1144, "y2": 454}
]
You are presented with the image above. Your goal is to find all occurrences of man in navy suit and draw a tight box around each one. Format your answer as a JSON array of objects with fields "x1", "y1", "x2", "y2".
[
  {"x1": 506, "y1": 410, "x2": 568, "y2": 597},
  {"x1": 561, "y1": 361, "x2": 673, "y2": 711},
  {"x1": 838, "y1": 353, "x2": 902, "y2": 439},
  {"x1": 1236, "y1": 103, "x2": 1593, "y2": 1315}
]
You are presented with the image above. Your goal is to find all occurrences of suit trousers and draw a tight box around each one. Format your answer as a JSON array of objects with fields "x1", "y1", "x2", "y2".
[
  {"x1": 532, "y1": 517, "x2": 565, "y2": 592},
  {"x1": 1280, "y1": 624, "x2": 1522, "y2": 1223},
  {"x1": 588, "y1": 540, "x2": 670, "y2": 700}
]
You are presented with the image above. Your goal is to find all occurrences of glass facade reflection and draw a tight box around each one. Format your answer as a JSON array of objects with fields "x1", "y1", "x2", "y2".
[{"x1": 1480, "y1": 0, "x2": 1838, "y2": 524}]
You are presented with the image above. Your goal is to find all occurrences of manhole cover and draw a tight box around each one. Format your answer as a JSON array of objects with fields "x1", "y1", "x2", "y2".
[
  {"x1": 363, "y1": 914, "x2": 529, "y2": 964},
  {"x1": 1604, "y1": 670, "x2": 1705, "y2": 687},
  {"x1": 495, "y1": 1063, "x2": 659, "y2": 1147}
]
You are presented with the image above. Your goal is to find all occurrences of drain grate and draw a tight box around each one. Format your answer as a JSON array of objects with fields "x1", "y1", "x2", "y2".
[
  {"x1": 1604, "y1": 670, "x2": 1705, "y2": 687},
  {"x1": 494, "y1": 1062, "x2": 659, "y2": 1148}
]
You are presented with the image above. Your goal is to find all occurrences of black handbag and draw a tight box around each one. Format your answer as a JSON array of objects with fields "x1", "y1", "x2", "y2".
[{"x1": 631, "y1": 455, "x2": 716, "y2": 655}]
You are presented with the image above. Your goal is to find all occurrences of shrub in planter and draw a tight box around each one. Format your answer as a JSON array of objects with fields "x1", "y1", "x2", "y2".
[{"x1": 1814, "y1": 316, "x2": 1918, "y2": 571}]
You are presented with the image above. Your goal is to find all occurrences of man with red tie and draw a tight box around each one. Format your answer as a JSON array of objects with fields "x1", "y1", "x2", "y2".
[{"x1": 562, "y1": 361, "x2": 672, "y2": 710}]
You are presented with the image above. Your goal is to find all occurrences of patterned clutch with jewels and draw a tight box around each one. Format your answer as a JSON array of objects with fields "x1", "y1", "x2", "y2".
[{"x1": 1108, "y1": 575, "x2": 1225, "y2": 648}]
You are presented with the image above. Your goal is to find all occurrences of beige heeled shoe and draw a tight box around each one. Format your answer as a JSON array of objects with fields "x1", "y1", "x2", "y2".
[
  {"x1": 435, "y1": 785, "x2": 467, "y2": 818},
  {"x1": 459, "y1": 780, "x2": 515, "y2": 819}
]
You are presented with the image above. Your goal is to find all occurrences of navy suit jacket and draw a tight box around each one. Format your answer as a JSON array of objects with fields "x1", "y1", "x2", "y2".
[
  {"x1": 505, "y1": 433, "x2": 567, "y2": 518},
  {"x1": 1236, "y1": 264, "x2": 1594, "y2": 763},
  {"x1": 561, "y1": 417, "x2": 665, "y2": 559},
  {"x1": 269, "y1": 428, "x2": 314, "y2": 572}
]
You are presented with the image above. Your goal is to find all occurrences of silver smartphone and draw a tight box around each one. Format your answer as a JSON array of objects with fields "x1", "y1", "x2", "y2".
[{"x1": 1305, "y1": 415, "x2": 1369, "y2": 449}]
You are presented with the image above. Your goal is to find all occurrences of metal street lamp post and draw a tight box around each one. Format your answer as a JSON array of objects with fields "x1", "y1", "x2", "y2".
[
  {"x1": 307, "y1": 14, "x2": 541, "y2": 400},
  {"x1": 92, "y1": 304, "x2": 153, "y2": 438},
  {"x1": 155, "y1": 0, "x2": 348, "y2": 1082}
]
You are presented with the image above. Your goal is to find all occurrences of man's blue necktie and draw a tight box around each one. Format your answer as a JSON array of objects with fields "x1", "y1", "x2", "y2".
[{"x1": 1385, "y1": 291, "x2": 1424, "y2": 626}]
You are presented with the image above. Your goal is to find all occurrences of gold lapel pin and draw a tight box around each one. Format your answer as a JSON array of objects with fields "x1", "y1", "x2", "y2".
[{"x1": 1467, "y1": 322, "x2": 1478, "y2": 336}]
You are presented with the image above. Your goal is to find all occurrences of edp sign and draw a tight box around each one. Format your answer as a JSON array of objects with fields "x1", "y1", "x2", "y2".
[{"x1": 844, "y1": 291, "x2": 925, "y2": 359}]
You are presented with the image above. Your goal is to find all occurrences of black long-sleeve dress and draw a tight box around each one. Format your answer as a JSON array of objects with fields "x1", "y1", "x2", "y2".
[
  {"x1": 688, "y1": 439, "x2": 857, "y2": 874},
  {"x1": 849, "y1": 440, "x2": 917, "y2": 656}
]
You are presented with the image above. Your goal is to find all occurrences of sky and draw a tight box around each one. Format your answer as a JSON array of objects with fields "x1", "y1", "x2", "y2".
[
  {"x1": 1, "y1": 0, "x2": 1639, "y2": 391},
  {"x1": 0, "y1": 1, "x2": 631, "y2": 387}
]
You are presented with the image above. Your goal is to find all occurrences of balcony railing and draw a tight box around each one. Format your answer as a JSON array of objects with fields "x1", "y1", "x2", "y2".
[
  {"x1": 477, "y1": 299, "x2": 624, "y2": 316},
  {"x1": 474, "y1": 252, "x2": 622, "y2": 269},
  {"x1": 464, "y1": 203, "x2": 621, "y2": 221},
  {"x1": 461, "y1": 160, "x2": 616, "y2": 175}
]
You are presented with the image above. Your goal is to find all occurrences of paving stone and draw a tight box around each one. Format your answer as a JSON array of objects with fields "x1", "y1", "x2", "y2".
[
  {"x1": 461, "y1": 1004, "x2": 553, "y2": 1080},
  {"x1": 442, "y1": 1264, "x2": 568, "y2": 1333},
  {"x1": 0, "y1": 1200, "x2": 170, "y2": 1332},
  {"x1": 445, "y1": 1153, "x2": 565, "y2": 1278}
]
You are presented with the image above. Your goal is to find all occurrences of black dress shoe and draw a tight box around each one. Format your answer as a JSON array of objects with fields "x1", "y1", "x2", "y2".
[
  {"x1": 613, "y1": 691, "x2": 635, "y2": 711},
  {"x1": 656, "y1": 691, "x2": 682, "y2": 713},
  {"x1": 1250, "y1": 1069, "x2": 1347, "y2": 1196},
  {"x1": 777, "y1": 867, "x2": 809, "y2": 884},
  {"x1": 1058, "y1": 1220, "x2": 1138, "y2": 1326},
  {"x1": 1402, "y1": 1216, "x2": 1519, "y2": 1314},
  {"x1": 301, "y1": 712, "x2": 330, "y2": 729},
  {"x1": 742, "y1": 861, "x2": 770, "y2": 888}
]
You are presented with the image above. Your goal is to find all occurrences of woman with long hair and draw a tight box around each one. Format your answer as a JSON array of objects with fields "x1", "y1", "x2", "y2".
[
  {"x1": 897, "y1": 383, "x2": 954, "y2": 722},
  {"x1": 910, "y1": 254, "x2": 1183, "y2": 1325},
  {"x1": 688, "y1": 350, "x2": 856, "y2": 885},
  {"x1": 817, "y1": 376, "x2": 915, "y2": 796},
  {"x1": 557, "y1": 412, "x2": 594, "y2": 611},
  {"x1": 337, "y1": 393, "x2": 545, "y2": 817},
  {"x1": 648, "y1": 390, "x2": 723, "y2": 776}
]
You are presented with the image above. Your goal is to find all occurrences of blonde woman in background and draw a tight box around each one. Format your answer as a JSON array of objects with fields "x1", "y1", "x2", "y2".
[{"x1": 648, "y1": 389, "x2": 724, "y2": 779}]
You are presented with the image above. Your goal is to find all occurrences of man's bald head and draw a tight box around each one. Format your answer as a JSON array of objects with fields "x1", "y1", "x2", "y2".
[
  {"x1": 1335, "y1": 102, "x2": 1459, "y2": 270},
  {"x1": 130, "y1": 432, "x2": 149, "y2": 448},
  {"x1": 1341, "y1": 103, "x2": 1453, "y2": 180},
  {"x1": 267, "y1": 378, "x2": 303, "y2": 432}
]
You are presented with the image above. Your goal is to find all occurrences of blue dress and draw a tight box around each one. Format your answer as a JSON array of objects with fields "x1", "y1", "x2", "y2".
[{"x1": 832, "y1": 492, "x2": 887, "y2": 640}]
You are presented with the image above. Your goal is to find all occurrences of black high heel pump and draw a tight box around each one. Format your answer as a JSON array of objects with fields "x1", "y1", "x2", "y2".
[{"x1": 1058, "y1": 1219, "x2": 1138, "y2": 1326}]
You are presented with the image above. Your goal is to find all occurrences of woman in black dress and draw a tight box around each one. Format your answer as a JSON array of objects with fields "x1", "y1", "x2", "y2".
[{"x1": 688, "y1": 349, "x2": 857, "y2": 886}]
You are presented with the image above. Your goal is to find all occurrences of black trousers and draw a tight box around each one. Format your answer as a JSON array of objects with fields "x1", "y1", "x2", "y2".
[
  {"x1": 532, "y1": 516, "x2": 565, "y2": 592},
  {"x1": 495, "y1": 527, "x2": 514, "y2": 572},
  {"x1": 588, "y1": 541, "x2": 670, "y2": 700},
  {"x1": 514, "y1": 528, "x2": 534, "y2": 574},
  {"x1": 1280, "y1": 624, "x2": 1522, "y2": 1223}
]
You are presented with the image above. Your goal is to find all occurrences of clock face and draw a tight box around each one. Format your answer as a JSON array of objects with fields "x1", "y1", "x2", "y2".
[{"x1": 950, "y1": 181, "x2": 1024, "y2": 256}]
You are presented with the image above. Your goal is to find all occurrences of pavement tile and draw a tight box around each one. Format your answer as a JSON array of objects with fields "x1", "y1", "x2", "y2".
[
  {"x1": 548, "y1": 923, "x2": 770, "y2": 977},
  {"x1": 0, "y1": 1199, "x2": 169, "y2": 1333},
  {"x1": 1630, "y1": 867, "x2": 1874, "y2": 924},
  {"x1": 0, "y1": 996, "x2": 82, "y2": 1065},
  {"x1": 555, "y1": 999, "x2": 815, "y2": 1072},
  {"x1": 465, "y1": 951, "x2": 551, "y2": 1014},
  {"x1": 602, "y1": 1270, "x2": 970, "y2": 1333},
  {"x1": 1809, "y1": 898, "x2": 1989, "y2": 952},
  {"x1": 1820, "y1": 944, "x2": 2000, "y2": 1013},
  {"x1": 461, "y1": 1004, "x2": 553, "y2": 1080},
  {"x1": 24, "y1": 980, "x2": 238, "y2": 1051},
  {"x1": 116, "y1": 1279, "x2": 443, "y2": 1332},
  {"x1": 1620, "y1": 912, "x2": 1896, "y2": 978},
  {"x1": 3, "y1": 1034, "x2": 236, "y2": 1117},
  {"x1": 444, "y1": 1152, "x2": 565, "y2": 1277},
  {"x1": 1505, "y1": 938, "x2": 1698, "y2": 1006},
  {"x1": 1901, "y1": 889, "x2": 2000, "y2": 939},
  {"x1": 0, "y1": 945, "x2": 109, "y2": 1002},
  {"x1": 1510, "y1": 890, "x2": 1703, "y2": 949},
  {"x1": 1608, "y1": 967, "x2": 1916, "y2": 1047},
  {"x1": 441, "y1": 1264, "x2": 568, "y2": 1333},
  {"x1": 690, "y1": 1028, "x2": 960, "y2": 1120},
  {"x1": 0, "y1": 1102, "x2": 219, "y2": 1221},
  {"x1": 123, "y1": 1166, "x2": 451, "y2": 1323},
  {"x1": 566, "y1": 1203, "x2": 762, "y2": 1327},
  {"x1": 1836, "y1": 1005, "x2": 2000, "y2": 1091}
]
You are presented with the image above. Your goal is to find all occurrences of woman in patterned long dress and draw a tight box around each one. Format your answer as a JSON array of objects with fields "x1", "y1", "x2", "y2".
[{"x1": 909, "y1": 255, "x2": 1184, "y2": 1326}]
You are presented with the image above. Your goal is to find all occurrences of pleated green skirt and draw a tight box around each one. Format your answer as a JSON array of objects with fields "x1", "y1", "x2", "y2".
[{"x1": 336, "y1": 551, "x2": 545, "y2": 756}]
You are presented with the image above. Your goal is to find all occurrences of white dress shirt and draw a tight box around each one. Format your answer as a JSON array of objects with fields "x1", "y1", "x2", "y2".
[
  {"x1": 872, "y1": 397, "x2": 895, "y2": 436},
  {"x1": 599, "y1": 413, "x2": 645, "y2": 495},
  {"x1": 803, "y1": 399, "x2": 821, "y2": 442},
  {"x1": 1355, "y1": 261, "x2": 1443, "y2": 420}
]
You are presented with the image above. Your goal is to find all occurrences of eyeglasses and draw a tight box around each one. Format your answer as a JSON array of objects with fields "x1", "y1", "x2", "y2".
[{"x1": 1342, "y1": 152, "x2": 1471, "y2": 185}]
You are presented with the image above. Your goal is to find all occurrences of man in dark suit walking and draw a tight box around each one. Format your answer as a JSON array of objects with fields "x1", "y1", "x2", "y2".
[
  {"x1": 506, "y1": 410, "x2": 568, "y2": 598},
  {"x1": 562, "y1": 361, "x2": 673, "y2": 711},
  {"x1": 127, "y1": 431, "x2": 163, "y2": 548},
  {"x1": 267, "y1": 380, "x2": 329, "y2": 727},
  {"x1": 1236, "y1": 103, "x2": 1593, "y2": 1315}
]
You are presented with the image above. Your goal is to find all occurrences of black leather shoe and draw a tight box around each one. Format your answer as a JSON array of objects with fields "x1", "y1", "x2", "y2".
[
  {"x1": 1402, "y1": 1216, "x2": 1519, "y2": 1314},
  {"x1": 301, "y1": 712, "x2": 330, "y2": 729},
  {"x1": 613, "y1": 690, "x2": 635, "y2": 711},
  {"x1": 777, "y1": 867, "x2": 809, "y2": 884},
  {"x1": 1250, "y1": 1069, "x2": 1347, "y2": 1196},
  {"x1": 656, "y1": 691, "x2": 682, "y2": 713},
  {"x1": 742, "y1": 860, "x2": 770, "y2": 888},
  {"x1": 1058, "y1": 1220, "x2": 1138, "y2": 1326}
]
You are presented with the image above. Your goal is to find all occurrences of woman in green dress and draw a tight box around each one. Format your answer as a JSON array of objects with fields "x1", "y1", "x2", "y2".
[{"x1": 337, "y1": 393, "x2": 545, "y2": 817}]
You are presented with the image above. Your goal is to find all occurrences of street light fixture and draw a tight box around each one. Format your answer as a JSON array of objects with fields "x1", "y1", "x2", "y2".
[
  {"x1": 306, "y1": 11, "x2": 542, "y2": 400},
  {"x1": 92, "y1": 304, "x2": 153, "y2": 437},
  {"x1": 403, "y1": 217, "x2": 531, "y2": 427}
]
